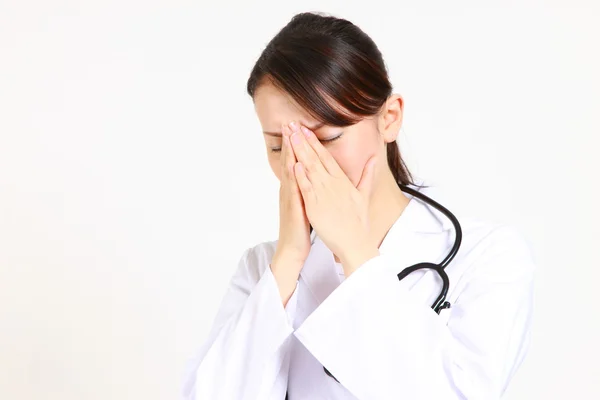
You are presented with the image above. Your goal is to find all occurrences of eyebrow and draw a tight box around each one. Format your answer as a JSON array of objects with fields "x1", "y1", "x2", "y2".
[{"x1": 263, "y1": 122, "x2": 326, "y2": 137}]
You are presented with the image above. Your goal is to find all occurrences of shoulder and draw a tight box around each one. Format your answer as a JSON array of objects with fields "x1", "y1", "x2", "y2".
[
  {"x1": 457, "y1": 217, "x2": 536, "y2": 282},
  {"x1": 235, "y1": 238, "x2": 280, "y2": 283}
]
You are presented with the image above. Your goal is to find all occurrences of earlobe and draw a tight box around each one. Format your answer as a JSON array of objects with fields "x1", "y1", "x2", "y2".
[{"x1": 387, "y1": 129, "x2": 399, "y2": 143}]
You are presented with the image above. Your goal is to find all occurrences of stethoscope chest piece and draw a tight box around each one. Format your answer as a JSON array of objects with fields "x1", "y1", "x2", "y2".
[{"x1": 396, "y1": 261, "x2": 451, "y2": 314}]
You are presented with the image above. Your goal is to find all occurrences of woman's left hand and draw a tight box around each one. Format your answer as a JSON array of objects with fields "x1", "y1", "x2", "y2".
[{"x1": 286, "y1": 121, "x2": 380, "y2": 276}]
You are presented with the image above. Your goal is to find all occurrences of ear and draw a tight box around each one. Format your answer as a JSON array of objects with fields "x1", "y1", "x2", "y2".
[{"x1": 377, "y1": 94, "x2": 404, "y2": 144}]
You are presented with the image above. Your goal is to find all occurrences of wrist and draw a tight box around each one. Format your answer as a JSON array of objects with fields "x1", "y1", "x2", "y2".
[
  {"x1": 272, "y1": 250, "x2": 306, "y2": 270},
  {"x1": 269, "y1": 260, "x2": 302, "y2": 307},
  {"x1": 270, "y1": 253, "x2": 303, "y2": 280},
  {"x1": 340, "y1": 246, "x2": 380, "y2": 276}
]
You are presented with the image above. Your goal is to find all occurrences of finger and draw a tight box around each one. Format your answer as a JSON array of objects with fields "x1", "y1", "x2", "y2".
[
  {"x1": 286, "y1": 136, "x2": 303, "y2": 197},
  {"x1": 294, "y1": 162, "x2": 316, "y2": 205},
  {"x1": 280, "y1": 123, "x2": 289, "y2": 178},
  {"x1": 356, "y1": 155, "x2": 378, "y2": 197},
  {"x1": 289, "y1": 122, "x2": 326, "y2": 183},
  {"x1": 281, "y1": 124, "x2": 296, "y2": 181},
  {"x1": 299, "y1": 125, "x2": 344, "y2": 177},
  {"x1": 281, "y1": 125, "x2": 306, "y2": 203}
]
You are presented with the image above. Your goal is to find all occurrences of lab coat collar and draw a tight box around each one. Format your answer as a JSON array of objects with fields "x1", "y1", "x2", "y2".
[{"x1": 301, "y1": 178, "x2": 452, "y2": 305}]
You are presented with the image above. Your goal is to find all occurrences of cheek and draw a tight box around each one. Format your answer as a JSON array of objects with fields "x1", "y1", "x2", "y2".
[
  {"x1": 333, "y1": 154, "x2": 367, "y2": 186},
  {"x1": 331, "y1": 139, "x2": 380, "y2": 186}
]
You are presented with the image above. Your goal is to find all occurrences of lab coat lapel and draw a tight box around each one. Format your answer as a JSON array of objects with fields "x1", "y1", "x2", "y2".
[
  {"x1": 376, "y1": 192, "x2": 455, "y2": 308},
  {"x1": 375, "y1": 198, "x2": 435, "y2": 292}
]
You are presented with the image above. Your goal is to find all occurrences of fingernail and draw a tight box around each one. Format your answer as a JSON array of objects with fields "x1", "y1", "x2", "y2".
[
  {"x1": 291, "y1": 132, "x2": 300, "y2": 144},
  {"x1": 301, "y1": 126, "x2": 311, "y2": 137},
  {"x1": 289, "y1": 121, "x2": 298, "y2": 132}
]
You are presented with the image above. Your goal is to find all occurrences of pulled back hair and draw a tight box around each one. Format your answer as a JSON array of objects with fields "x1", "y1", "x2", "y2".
[{"x1": 246, "y1": 11, "x2": 419, "y2": 187}]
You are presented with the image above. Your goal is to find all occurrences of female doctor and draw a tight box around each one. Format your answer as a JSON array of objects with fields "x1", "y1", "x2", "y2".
[{"x1": 183, "y1": 11, "x2": 535, "y2": 400}]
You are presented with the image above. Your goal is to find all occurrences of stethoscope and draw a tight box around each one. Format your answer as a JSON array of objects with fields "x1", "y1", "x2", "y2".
[{"x1": 301, "y1": 181, "x2": 463, "y2": 387}]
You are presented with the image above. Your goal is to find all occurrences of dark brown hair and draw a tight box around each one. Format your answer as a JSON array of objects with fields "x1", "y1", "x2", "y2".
[{"x1": 246, "y1": 11, "x2": 419, "y2": 187}]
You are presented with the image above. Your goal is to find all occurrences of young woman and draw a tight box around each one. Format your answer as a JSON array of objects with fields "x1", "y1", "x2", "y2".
[{"x1": 183, "y1": 11, "x2": 535, "y2": 400}]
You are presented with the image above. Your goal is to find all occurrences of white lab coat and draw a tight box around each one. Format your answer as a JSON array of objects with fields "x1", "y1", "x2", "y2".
[{"x1": 182, "y1": 182, "x2": 535, "y2": 400}]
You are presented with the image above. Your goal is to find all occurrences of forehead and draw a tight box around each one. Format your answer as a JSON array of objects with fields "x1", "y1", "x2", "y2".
[{"x1": 253, "y1": 82, "x2": 319, "y2": 129}]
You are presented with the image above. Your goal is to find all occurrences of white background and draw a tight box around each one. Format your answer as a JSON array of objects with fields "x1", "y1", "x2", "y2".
[{"x1": 1, "y1": 1, "x2": 598, "y2": 399}]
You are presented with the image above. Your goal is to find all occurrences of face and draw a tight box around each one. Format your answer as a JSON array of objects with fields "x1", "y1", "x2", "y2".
[{"x1": 253, "y1": 80, "x2": 404, "y2": 189}]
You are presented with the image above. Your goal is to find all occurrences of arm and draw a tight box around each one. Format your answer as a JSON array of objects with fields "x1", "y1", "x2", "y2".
[
  {"x1": 293, "y1": 225, "x2": 535, "y2": 399},
  {"x1": 181, "y1": 246, "x2": 300, "y2": 400}
]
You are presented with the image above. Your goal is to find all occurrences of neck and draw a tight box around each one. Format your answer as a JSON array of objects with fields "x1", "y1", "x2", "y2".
[{"x1": 368, "y1": 172, "x2": 411, "y2": 249}]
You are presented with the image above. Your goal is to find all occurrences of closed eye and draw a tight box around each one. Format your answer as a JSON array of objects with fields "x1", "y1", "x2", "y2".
[{"x1": 269, "y1": 133, "x2": 343, "y2": 153}]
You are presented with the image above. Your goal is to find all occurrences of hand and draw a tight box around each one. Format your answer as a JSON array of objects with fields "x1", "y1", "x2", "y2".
[
  {"x1": 287, "y1": 121, "x2": 380, "y2": 276},
  {"x1": 272, "y1": 122, "x2": 312, "y2": 269}
]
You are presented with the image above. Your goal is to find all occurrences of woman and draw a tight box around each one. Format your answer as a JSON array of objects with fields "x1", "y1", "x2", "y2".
[{"x1": 183, "y1": 11, "x2": 535, "y2": 400}]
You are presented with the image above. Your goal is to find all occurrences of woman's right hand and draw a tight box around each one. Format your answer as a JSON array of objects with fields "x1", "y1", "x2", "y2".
[{"x1": 271, "y1": 122, "x2": 312, "y2": 300}]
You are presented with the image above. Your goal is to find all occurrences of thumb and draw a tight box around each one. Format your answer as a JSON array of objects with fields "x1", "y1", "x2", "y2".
[{"x1": 356, "y1": 155, "x2": 377, "y2": 197}]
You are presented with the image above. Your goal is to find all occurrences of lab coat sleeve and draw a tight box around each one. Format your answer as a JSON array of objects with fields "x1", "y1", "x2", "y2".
[
  {"x1": 293, "y1": 225, "x2": 535, "y2": 400},
  {"x1": 181, "y1": 246, "x2": 300, "y2": 400}
]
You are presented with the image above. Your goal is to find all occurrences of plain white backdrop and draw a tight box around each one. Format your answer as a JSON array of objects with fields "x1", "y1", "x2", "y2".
[{"x1": 1, "y1": 1, "x2": 598, "y2": 399}]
